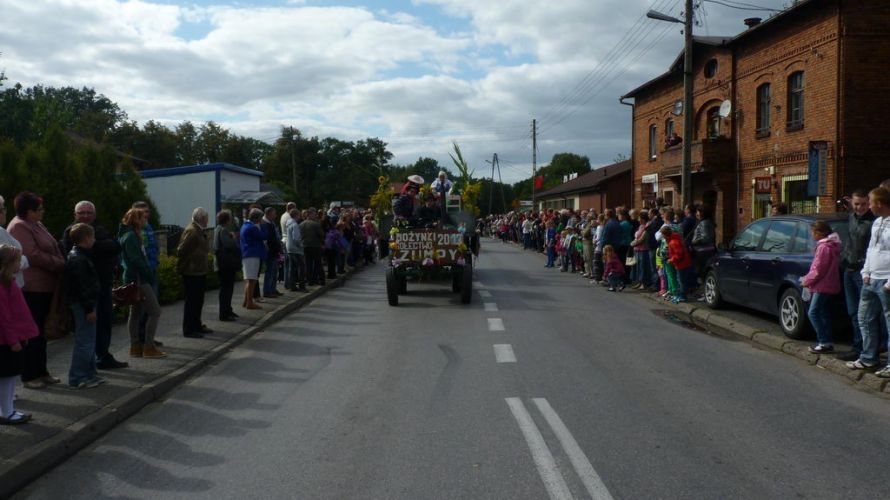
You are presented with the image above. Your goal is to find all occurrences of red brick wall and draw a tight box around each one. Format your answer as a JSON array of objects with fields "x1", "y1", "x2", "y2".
[{"x1": 839, "y1": 0, "x2": 890, "y2": 193}]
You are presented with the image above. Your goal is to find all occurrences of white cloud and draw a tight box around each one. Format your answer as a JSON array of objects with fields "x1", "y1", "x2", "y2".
[{"x1": 0, "y1": 0, "x2": 790, "y2": 183}]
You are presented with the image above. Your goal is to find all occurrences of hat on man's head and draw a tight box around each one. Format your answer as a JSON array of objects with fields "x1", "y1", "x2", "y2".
[{"x1": 407, "y1": 175, "x2": 425, "y2": 186}]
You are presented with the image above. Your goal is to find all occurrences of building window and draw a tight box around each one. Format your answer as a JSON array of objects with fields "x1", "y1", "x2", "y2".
[
  {"x1": 787, "y1": 71, "x2": 804, "y2": 130},
  {"x1": 663, "y1": 189, "x2": 674, "y2": 207},
  {"x1": 706, "y1": 107, "x2": 721, "y2": 138},
  {"x1": 753, "y1": 191, "x2": 771, "y2": 219},
  {"x1": 649, "y1": 124, "x2": 657, "y2": 159},
  {"x1": 704, "y1": 59, "x2": 718, "y2": 79},
  {"x1": 664, "y1": 119, "x2": 675, "y2": 147},
  {"x1": 783, "y1": 174, "x2": 817, "y2": 214},
  {"x1": 756, "y1": 83, "x2": 771, "y2": 137}
]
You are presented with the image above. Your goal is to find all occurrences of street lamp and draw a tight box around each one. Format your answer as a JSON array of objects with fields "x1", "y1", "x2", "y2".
[{"x1": 647, "y1": 0, "x2": 693, "y2": 208}]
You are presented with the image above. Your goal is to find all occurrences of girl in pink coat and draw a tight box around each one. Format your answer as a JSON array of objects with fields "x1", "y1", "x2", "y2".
[
  {"x1": 0, "y1": 245, "x2": 40, "y2": 425},
  {"x1": 801, "y1": 221, "x2": 841, "y2": 354}
]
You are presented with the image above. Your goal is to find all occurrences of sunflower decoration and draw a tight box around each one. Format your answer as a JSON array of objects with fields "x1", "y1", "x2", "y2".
[{"x1": 369, "y1": 175, "x2": 396, "y2": 216}]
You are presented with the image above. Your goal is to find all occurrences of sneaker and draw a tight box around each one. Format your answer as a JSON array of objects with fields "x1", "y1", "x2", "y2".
[
  {"x1": 835, "y1": 351, "x2": 859, "y2": 361},
  {"x1": 875, "y1": 366, "x2": 890, "y2": 378},
  {"x1": 809, "y1": 344, "x2": 834, "y2": 354},
  {"x1": 617, "y1": 285, "x2": 625, "y2": 292},
  {"x1": 71, "y1": 378, "x2": 103, "y2": 389},
  {"x1": 607, "y1": 287, "x2": 616, "y2": 292},
  {"x1": 41, "y1": 375, "x2": 61, "y2": 385},
  {"x1": 23, "y1": 380, "x2": 46, "y2": 389},
  {"x1": 846, "y1": 359, "x2": 877, "y2": 370}
]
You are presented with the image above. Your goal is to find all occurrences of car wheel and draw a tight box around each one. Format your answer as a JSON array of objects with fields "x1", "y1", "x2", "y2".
[
  {"x1": 704, "y1": 271, "x2": 723, "y2": 309},
  {"x1": 779, "y1": 287, "x2": 811, "y2": 339}
]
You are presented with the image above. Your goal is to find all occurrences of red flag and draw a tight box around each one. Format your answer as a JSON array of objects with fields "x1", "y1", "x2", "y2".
[{"x1": 534, "y1": 175, "x2": 544, "y2": 190}]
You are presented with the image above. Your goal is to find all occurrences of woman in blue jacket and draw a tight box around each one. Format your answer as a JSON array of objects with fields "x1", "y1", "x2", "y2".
[{"x1": 240, "y1": 209, "x2": 267, "y2": 310}]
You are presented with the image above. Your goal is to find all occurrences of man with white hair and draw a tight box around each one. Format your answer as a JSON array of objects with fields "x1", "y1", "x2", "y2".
[
  {"x1": 62, "y1": 200, "x2": 125, "y2": 369},
  {"x1": 176, "y1": 207, "x2": 212, "y2": 339},
  {"x1": 430, "y1": 171, "x2": 453, "y2": 199}
]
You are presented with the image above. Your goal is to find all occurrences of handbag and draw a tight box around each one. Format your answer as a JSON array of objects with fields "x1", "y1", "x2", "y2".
[
  {"x1": 45, "y1": 281, "x2": 73, "y2": 340},
  {"x1": 625, "y1": 255, "x2": 637, "y2": 266},
  {"x1": 112, "y1": 282, "x2": 143, "y2": 307}
]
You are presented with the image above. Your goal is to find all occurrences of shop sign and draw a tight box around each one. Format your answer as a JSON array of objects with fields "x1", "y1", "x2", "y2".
[
  {"x1": 807, "y1": 141, "x2": 829, "y2": 197},
  {"x1": 754, "y1": 176, "x2": 772, "y2": 194}
]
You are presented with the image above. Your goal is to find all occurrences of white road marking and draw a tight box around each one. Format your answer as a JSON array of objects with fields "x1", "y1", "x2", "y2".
[
  {"x1": 533, "y1": 398, "x2": 615, "y2": 500},
  {"x1": 478, "y1": 290, "x2": 492, "y2": 298},
  {"x1": 484, "y1": 302, "x2": 499, "y2": 312},
  {"x1": 505, "y1": 398, "x2": 573, "y2": 500},
  {"x1": 493, "y1": 344, "x2": 517, "y2": 363},
  {"x1": 474, "y1": 281, "x2": 485, "y2": 288},
  {"x1": 487, "y1": 318, "x2": 505, "y2": 331}
]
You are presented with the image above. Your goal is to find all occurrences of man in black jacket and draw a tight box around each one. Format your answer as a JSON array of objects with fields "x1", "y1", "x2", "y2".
[
  {"x1": 64, "y1": 223, "x2": 104, "y2": 388},
  {"x1": 261, "y1": 207, "x2": 283, "y2": 297},
  {"x1": 62, "y1": 201, "x2": 126, "y2": 369},
  {"x1": 838, "y1": 189, "x2": 886, "y2": 360}
]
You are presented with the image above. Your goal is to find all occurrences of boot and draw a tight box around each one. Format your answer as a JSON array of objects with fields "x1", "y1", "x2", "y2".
[
  {"x1": 129, "y1": 343, "x2": 143, "y2": 358},
  {"x1": 142, "y1": 345, "x2": 167, "y2": 358}
]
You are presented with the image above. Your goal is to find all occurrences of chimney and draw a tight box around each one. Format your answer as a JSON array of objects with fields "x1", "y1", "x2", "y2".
[{"x1": 744, "y1": 17, "x2": 762, "y2": 28}]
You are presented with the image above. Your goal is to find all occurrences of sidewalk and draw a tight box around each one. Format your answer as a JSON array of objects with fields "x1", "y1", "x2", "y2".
[
  {"x1": 507, "y1": 237, "x2": 890, "y2": 398},
  {"x1": 0, "y1": 269, "x2": 361, "y2": 498}
]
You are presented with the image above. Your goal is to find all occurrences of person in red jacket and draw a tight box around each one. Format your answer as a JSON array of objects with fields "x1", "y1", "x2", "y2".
[
  {"x1": 0, "y1": 245, "x2": 40, "y2": 424},
  {"x1": 603, "y1": 244, "x2": 626, "y2": 292},
  {"x1": 661, "y1": 226, "x2": 693, "y2": 303}
]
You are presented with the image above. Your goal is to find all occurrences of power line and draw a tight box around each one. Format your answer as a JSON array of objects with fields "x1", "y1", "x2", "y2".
[{"x1": 703, "y1": 0, "x2": 780, "y2": 11}]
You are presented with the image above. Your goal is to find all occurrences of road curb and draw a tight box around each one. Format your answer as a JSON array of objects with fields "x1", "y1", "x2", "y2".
[{"x1": 0, "y1": 269, "x2": 359, "y2": 499}]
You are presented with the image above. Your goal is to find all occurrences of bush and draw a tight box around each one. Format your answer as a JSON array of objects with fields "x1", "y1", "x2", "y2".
[{"x1": 155, "y1": 254, "x2": 240, "y2": 305}]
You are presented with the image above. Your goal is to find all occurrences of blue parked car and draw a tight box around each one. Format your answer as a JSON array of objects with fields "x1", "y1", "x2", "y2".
[{"x1": 703, "y1": 214, "x2": 849, "y2": 339}]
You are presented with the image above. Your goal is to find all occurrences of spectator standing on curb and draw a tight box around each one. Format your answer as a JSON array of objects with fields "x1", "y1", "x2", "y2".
[
  {"x1": 592, "y1": 214, "x2": 606, "y2": 281},
  {"x1": 119, "y1": 208, "x2": 165, "y2": 359},
  {"x1": 801, "y1": 221, "x2": 842, "y2": 354},
  {"x1": 691, "y1": 206, "x2": 717, "y2": 294},
  {"x1": 177, "y1": 208, "x2": 212, "y2": 339},
  {"x1": 64, "y1": 223, "x2": 104, "y2": 388},
  {"x1": 680, "y1": 204, "x2": 697, "y2": 240},
  {"x1": 545, "y1": 220, "x2": 557, "y2": 268},
  {"x1": 132, "y1": 201, "x2": 161, "y2": 348},
  {"x1": 603, "y1": 245, "x2": 625, "y2": 292},
  {"x1": 581, "y1": 213, "x2": 595, "y2": 278},
  {"x1": 0, "y1": 195, "x2": 29, "y2": 288},
  {"x1": 261, "y1": 207, "x2": 282, "y2": 298},
  {"x1": 285, "y1": 208, "x2": 307, "y2": 292},
  {"x1": 214, "y1": 210, "x2": 240, "y2": 321},
  {"x1": 279, "y1": 202, "x2": 296, "y2": 285},
  {"x1": 663, "y1": 225, "x2": 693, "y2": 303},
  {"x1": 300, "y1": 208, "x2": 325, "y2": 287},
  {"x1": 849, "y1": 187, "x2": 890, "y2": 374},
  {"x1": 0, "y1": 245, "x2": 38, "y2": 425},
  {"x1": 361, "y1": 215, "x2": 378, "y2": 264},
  {"x1": 240, "y1": 208, "x2": 266, "y2": 310},
  {"x1": 631, "y1": 211, "x2": 652, "y2": 289},
  {"x1": 62, "y1": 201, "x2": 127, "y2": 370},
  {"x1": 838, "y1": 189, "x2": 881, "y2": 361},
  {"x1": 7, "y1": 192, "x2": 64, "y2": 389}
]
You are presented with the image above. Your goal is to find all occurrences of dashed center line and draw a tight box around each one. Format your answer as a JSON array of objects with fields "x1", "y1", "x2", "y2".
[
  {"x1": 484, "y1": 302, "x2": 499, "y2": 312},
  {"x1": 478, "y1": 290, "x2": 492, "y2": 298},
  {"x1": 493, "y1": 344, "x2": 517, "y2": 363},
  {"x1": 487, "y1": 318, "x2": 505, "y2": 331}
]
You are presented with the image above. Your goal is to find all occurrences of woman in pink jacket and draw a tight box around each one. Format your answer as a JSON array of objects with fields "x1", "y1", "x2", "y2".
[
  {"x1": 801, "y1": 220, "x2": 842, "y2": 354},
  {"x1": 7, "y1": 192, "x2": 65, "y2": 389},
  {"x1": 0, "y1": 245, "x2": 40, "y2": 424}
]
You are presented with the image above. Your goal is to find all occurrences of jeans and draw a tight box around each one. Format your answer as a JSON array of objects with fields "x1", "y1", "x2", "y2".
[
  {"x1": 304, "y1": 247, "x2": 324, "y2": 285},
  {"x1": 182, "y1": 274, "x2": 206, "y2": 334},
  {"x1": 130, "y1": 284, "x2": 161, "y2": 348},
  {"x1": 635, "y1": 249, "x2": 652, "y2": 287},
  {"x1": 69, "y1": 303, "x2": 98, "y2": 386},
  {"x1": 675, "y1": 266, "x2": 693, "y2": 300},
  {"x1": 858, "y1": 278, "x2": 890, "y2": 364},
  {"x1": 546, "y1": 247, "x2": 556, "y2": 267},
  {"x1": 263, "y1": 258, "x2": 279, "y2": 295},
  {"x1": 808, "y1": 292, "x2": 834, "y2": 345},
  {"x1": 95, "y1": 286, "x2": 114, "y2": 362},
  {"x1": 607, "y1": 273, "x2": 624, "y2": 289},
  {"x1": 138, "y1": 274, "x2": 159, "y2": 344}
]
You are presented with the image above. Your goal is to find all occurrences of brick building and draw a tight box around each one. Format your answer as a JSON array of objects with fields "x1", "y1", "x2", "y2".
[
  {"x1": 621, "y1": 0, "x2": 890, "y2": 243},
  {"x1": 536, "y1": 160, "x2": 631, "y2": 213}
]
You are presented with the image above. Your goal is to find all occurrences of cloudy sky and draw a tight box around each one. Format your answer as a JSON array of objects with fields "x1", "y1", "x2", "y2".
[{"x1": 0, "y1": 0, "x2": 790, "y2": 182}]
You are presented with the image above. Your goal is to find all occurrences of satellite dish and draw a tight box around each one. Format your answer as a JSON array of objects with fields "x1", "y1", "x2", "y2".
[
  {"x1": 719, "y1": 99, "x2": 732, "y2": 118},
  {"x1": 672, "y1": 99, "x2": 684, "y2": 116}
]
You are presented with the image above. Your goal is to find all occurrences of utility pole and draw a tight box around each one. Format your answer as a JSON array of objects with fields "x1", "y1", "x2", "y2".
[
  {"x1": 681, "y1": 0, "x2": 693, "y2": 208},
  {"x1": 488, "y1": 152, "x2": 496, "y2": 215},
  {"x1": 290, "y1": 134, "x2": 297, "y2": 197},
  {"x1": 532, "y1": 119, "x2": 537, "y2": 209}
]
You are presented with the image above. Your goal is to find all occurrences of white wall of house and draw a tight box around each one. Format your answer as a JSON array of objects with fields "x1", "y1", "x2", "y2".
[
  {"x1": 144, "y1": 171, "x2": 216, "y2": 227},
  {"x1": 220, "y1": 170, "x2": 260, "y2": 197}
]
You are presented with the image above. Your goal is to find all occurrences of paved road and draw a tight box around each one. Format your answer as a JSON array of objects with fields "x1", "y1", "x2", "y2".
[{"x1": 17, "y1": 242, "x2": 890, "y2": 499}]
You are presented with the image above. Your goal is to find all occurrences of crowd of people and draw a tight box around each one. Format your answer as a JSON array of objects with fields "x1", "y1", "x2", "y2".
[
  {"x1": 483, "y1": 179, "x2": 890, "y2": 367},
  {"x1": 483, "y1": 202, "x2": 716, "y2": 302},
  {"x1": 0, "y1": 193, "x2": 381, "y2": 425}
]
